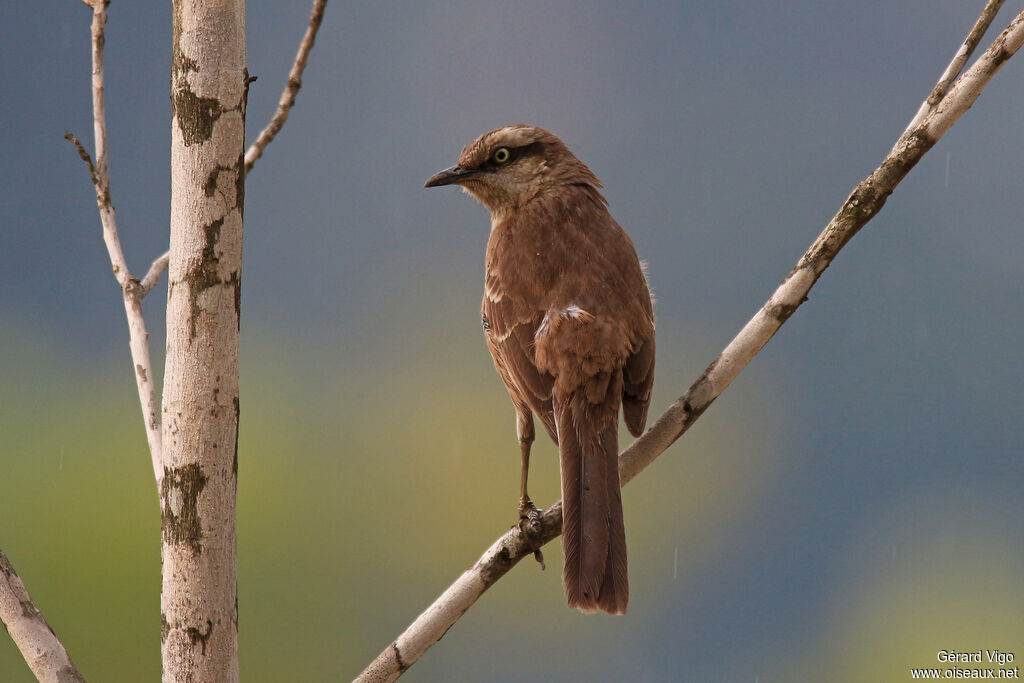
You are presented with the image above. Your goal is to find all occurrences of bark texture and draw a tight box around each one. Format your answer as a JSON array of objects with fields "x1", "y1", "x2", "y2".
[{"x1": 161, "y1": 1, "x2": 246, "y2": 680}]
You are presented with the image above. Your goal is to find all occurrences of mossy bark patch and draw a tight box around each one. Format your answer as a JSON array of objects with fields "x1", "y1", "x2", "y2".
[
  {"x1": 184, "y1": 218, "x2": 224, "y2": 343},
  {"x1": 161, "y1": 463, "x2": 208, "y2": 555},
  {"x1": 186, "y1": 619, "x2": 214, "y2": 655},
  {"x1": 173, "y1": 84, "x2": 222, "y2": 146},
  {"x1": 172, "y1": 1, "x2": 220, "y2": 146},
  {"x1": 766, "y1": 299, "x2": 803, "y2": 323}
]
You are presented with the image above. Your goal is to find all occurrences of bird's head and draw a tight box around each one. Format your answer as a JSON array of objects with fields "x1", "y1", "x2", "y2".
[{"x1": 424, "y1": 124, "x2": 601, "y2": 216}]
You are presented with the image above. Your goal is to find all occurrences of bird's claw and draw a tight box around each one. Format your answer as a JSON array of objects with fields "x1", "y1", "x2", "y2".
[
  {"x1": 517, "y1": 497, "x2": 543, "y2": 544},
  {"x1": 516, "y1": 499, "x2": 546, "y2": 570},
  {"x1": 533, "y1": 549, "x2": 546, "y2": 570},
  {"x1": 517, "y1": 497, "x2": 539, "y2": 521}
]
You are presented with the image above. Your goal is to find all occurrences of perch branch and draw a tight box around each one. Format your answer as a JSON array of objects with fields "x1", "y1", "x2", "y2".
[
  {"x1": 244, "y1": 0, "x2": 328, "y2": 174},
  {"x1": 0, "y1": 547, "x2": 86, "y2": 683},
  {"x1": 355, "y1": 5, "x2": 1024, "y2": 682},
  {"x1": 65, "y1": 0, "x2": 162, "y2": 481}
]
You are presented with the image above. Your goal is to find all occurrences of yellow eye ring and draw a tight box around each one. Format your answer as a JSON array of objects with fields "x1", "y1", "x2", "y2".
[{"x1": 493, "y1": 147, "x2": 511, "y2": 164}]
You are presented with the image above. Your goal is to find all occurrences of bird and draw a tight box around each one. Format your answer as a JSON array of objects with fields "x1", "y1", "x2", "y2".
[{"x1": 424, "y1": 124, "x2": 655, "y2": 615}]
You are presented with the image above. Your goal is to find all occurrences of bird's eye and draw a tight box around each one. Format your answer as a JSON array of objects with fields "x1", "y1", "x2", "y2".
[{"x1": 492, "y1": 147, "x2": 511, "y2": 164}]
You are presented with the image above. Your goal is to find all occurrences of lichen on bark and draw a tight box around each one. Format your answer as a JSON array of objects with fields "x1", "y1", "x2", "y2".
[{"x1": 161, "y1": 463, "x2": 208, "y2": 554}]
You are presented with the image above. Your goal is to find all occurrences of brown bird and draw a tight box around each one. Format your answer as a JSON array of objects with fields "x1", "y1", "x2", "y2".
[{"x1": 425, "y1": 125, "x2": 655, "y2": 614}]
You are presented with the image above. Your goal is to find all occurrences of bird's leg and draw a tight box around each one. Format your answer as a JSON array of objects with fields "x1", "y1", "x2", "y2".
[
  {"x1": 515, "y1": 408, "x2": 539, "y2": 521},
  {"x1": 518, "y1": 437, "x2": 537, "y2": 519},
  {"x1": 517, "y1": 434, "x2": 545, "y2": 569},
  {"x1": 514, "y1": 409, "x2": 544, "y2": 566}
]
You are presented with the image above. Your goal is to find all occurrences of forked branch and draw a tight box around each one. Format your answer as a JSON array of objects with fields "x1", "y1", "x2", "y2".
[
  {"x1": 905, "y1": 0, "x2": 1006, "y2": 133},
  {"x1": 356, "y1": 5, "x2": 1024, "y2": 681},
  {"x1": 65, "y1": 1, "x2": 163, "y2": 482}
]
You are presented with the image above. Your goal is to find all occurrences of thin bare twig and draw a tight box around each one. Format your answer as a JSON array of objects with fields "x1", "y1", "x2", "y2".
[
  {"x1": 356, "y1": 6, "x2": 1024, "y2": 682},
  {"x1": 0, "y1": 548, "x2": 86, "y2": 683},
  {"x1": 139, "y1": 250, "x2": 170, "y2": 296},
  {"x1": 66, "y1": 1, "x2": 163, "y2": 481},
  {"x1": 244, "y1": 0, "x2": 328, "y2": 174}
]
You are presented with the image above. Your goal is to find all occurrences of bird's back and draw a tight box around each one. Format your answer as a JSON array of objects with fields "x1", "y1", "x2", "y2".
[{"x1": 483, "y1": 184, "x2": 653, "y2": 410}]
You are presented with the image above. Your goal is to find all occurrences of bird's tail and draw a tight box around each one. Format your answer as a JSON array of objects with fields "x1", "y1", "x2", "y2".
[{"x1": 557, "y1": 383, "x2": 628, "y2": 615}]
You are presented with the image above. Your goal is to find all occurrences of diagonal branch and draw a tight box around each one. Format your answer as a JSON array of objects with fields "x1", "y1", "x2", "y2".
[
  {"x1": 66, "y1": 2, "x2": 163, "y2": 481},
  {"x1": 355, "y1": 6, "x2": 1024, "y2": 682},
  {"x1": 244, "y1": 0, "x2": 328, "y2": 174},
  {"x1": 0, "y1": 547, "x2": 86, "y2": 683}
]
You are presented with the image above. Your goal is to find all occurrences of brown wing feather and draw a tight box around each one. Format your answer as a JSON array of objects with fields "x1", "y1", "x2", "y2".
[
  {"x1": 483, "y1": 297, "x2": 557, "y2": 442},
  {"x1": 623, "y1": 336, "x2": 655, "y2": 437}
]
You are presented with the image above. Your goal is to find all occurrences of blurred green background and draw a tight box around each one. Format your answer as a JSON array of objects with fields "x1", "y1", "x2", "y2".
[{"x1": 3, "y1": 2, "x2": 1024, "y2": 681}]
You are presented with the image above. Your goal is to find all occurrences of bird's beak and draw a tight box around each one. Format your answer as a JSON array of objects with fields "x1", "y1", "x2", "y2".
[{"x1": 424, "y1": 165, "x2": 478, "y2": 188}]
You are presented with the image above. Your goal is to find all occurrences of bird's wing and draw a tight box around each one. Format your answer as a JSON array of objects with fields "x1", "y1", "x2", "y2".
[
  {"x1": 594, "y1": 211, "x2": 655, "y2": 438},
  {"x1": 622, "y1": 335, "x2": 654, "y2": 437},
  {"x1": 482, "y1": 293, "x2": 557, "y2": 442}
]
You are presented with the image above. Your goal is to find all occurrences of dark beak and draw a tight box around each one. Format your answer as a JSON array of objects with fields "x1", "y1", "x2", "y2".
[{"x1": 424, "y1": 165, "x2": 478, "y2": 188}]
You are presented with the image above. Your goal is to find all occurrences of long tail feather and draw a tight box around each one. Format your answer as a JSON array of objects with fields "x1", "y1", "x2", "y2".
[
  {"x1": 596, "y1": 424, "x2": 628, "y2": 614},
  {"x1": 558, "y1": 386, "x2": 628, "y2": 614}
]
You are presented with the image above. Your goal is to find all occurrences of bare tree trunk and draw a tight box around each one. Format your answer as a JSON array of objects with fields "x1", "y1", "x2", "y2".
[
  {"x1": 12, "y1": 0, "x2": 323, "y2": 679},
  {"x1": 161, "y1": 0, "x2": 246, "y2": 680}
]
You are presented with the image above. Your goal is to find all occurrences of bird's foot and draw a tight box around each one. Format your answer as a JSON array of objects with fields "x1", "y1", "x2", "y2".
[
  {"x1": 517, "y1": 497, "x2": 540, "y2": 522},
  {"x1": 517, "y1": 498, "x2": 545, "y2": 569}
]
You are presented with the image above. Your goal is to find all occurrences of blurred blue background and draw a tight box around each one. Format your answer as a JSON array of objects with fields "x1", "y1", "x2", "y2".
[{"x1": 2, "y1": 1, "x2": 1023, "y2": 681}]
